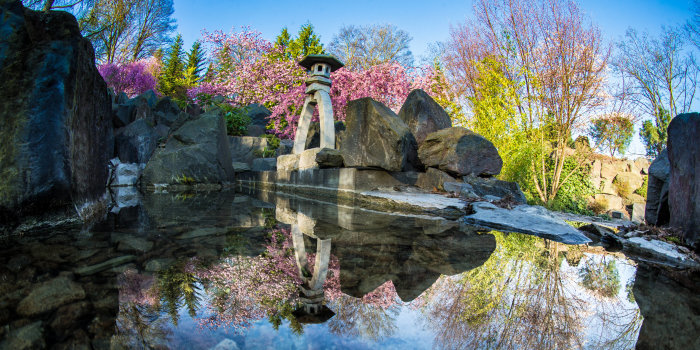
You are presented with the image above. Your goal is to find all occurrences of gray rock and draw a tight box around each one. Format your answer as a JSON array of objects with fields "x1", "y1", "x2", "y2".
[
  {"x1": 110, "y1": 186, "x2": 141, "y2": 210},
  {"x1": 418, "y1": 127, "x2": 502, "y2": 177},
  {"x1": 112, "y1": 233, "x2": 153, "y2": 252},
  {"x1": 667, "y1": 112, "x2": 700, "y2": 249},
  {"x1": 631, "y1": 202, "x2": 645, "y2": 224},
  {"x1": 116, "y1": 91, "x2": 129, "y2": 105},
  {"x1": 130, "y1": 94, "x2": 155, "y2": 125},
  {"x1": 142, "y1": 113, "x2": 234, "y2": 186},
  {"x1": 398, "y1": 89, "x2": 452, "y2": 144},
  {"x1": 276, "y1": 139, "x2": 294, "y2": 157},
  {"x1": 139, "y1": 90, "x2": 159, "y2": 108},
  {"x1": 462, "y1": 202, "x2": 591, "y2": 245},
  {"x1": 339, "y1": 98, "x2": 418, "y2": 172},
  {"x1": 108, "y1": 159, "x2": 143, "y2": 187},
  {"x1": 232, "y1": 162, "x2": 252, "y2": 173},
  {"x1": 0, "y1": 2, "x2": 113, "y2": 219},
  {"x1": 416, "y1": 168, "x2": 457, "y2": 191},
  {"x1": 246, "y1": 103, "x2": 271, "y2": 129},
  {"x1": 229, "y1": 136, "x2": 269, "y2": 164},
  {"x1": 114, "y1": 119, "x2": 158, "y2": 164},
  {"x1": 0, "y1": 321, "x2": 45, "y2": 350},
  {"x1": 251, "y1": 158, "x2": 277, "y2": 171},
  {"x1": 50, "y1": 301, "x2": 91, "y2": 335},
  {"x1": 154, "y1": 97, "x2": 181, "y2": 126},
  {"x1": 113, "y1": 103, "x2": 134, "y2": 128},
  {"x1": 17, "y1": 277, "x2": 86, "y2": 316},
  {"x1": 74, "y1": 255, "x2": 136, "y2": 276},
  {"x1": 153, "y1": 124, "x2": 170, "y2": 140},
  {"x1": 315, "y1": 148, "x2": 344, "y2": 168},
  {"x1": 461, "y1": 175, "x2": 527, "y2": 204},
  {"x1": 645, "y1": 150, "x2": 670, "y2": 225},
  {"x1": 305, "y1": 121, "x2": 346, "y2": 149}
]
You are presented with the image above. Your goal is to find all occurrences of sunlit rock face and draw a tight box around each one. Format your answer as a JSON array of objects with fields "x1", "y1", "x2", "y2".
[
  {"x1": 398, "y1": 89, "x2": 452, "y2": 145},
  {"x1": 0, "y1": 1, "x2": 113, "y2": 223},
  {"x1": 667, "y1": 113, "x2": 700, "y2": 249}
]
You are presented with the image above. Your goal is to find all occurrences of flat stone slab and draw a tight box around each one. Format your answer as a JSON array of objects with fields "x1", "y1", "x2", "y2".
[
  {"x1": 461, "y1": 202, "x2": 592, "y2": 245},
  {"x1": 624, "y1": 237, "x2": 699, "y2": 268},
  {"x1": 362, "y1": 190, "x2": 464, "y2": 210}
]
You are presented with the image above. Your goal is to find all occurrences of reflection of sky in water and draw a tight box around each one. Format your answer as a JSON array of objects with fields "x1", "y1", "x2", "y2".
[{"x1": 122, "y1": 242, "x2": 642, "y2": 350}]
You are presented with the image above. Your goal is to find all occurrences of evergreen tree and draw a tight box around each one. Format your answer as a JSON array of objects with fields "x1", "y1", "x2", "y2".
[
  {"x1": 184, "y1": 41, "x2": 206, "y2": 87},
  {"x1": 158, "y1": 34, "x2": 185, "y2": 98},
  {"x1": 288, "y1": 23, "x2": 324, "y2": 58}
]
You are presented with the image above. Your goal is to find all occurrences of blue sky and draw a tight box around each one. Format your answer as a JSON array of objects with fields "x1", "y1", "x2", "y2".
[
  {"x1": 172, "y1": 0, "x2": 694, "y2": 60},
  {"x1": 172, "y1": 0, "x2": 695, "y2": 157}
]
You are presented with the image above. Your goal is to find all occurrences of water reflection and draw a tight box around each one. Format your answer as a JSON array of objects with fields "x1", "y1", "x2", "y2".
[{"x1": 0, "y1": 189, "x2": 698, "y2": 349}]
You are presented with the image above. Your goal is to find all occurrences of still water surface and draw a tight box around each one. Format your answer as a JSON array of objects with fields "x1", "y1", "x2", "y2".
[{"x1": 0, "y1": 189, "x2": 698, "y2": 349}]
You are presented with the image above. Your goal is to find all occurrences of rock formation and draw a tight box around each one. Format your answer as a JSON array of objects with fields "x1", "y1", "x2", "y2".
[
  {"x1": 0, "y1": 1, "x2": 113, "y2": 222},
  {"x1": 339, "y1": 97, "x2": 418, "y2": 172},
  {"x1": 645, "y1": 150, "x2": 670, "y2": 226},
  {"x1": 667, "y1": 113, "x2": 700, "y2": 248},
  {"x1": 398, "y1": 89, "x2": 452, "y2": 145},
  {"x1": 418, "y1": 127, "x2": 502, "y2": 177}
]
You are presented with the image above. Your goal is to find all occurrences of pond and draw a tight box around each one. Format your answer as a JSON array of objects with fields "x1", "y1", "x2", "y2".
[{"x1": 0, "y1": 189, "x2": 698, "y2": 349}]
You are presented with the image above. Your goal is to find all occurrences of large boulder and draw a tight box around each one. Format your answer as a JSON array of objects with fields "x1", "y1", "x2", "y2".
[
  {"x1": 0, "y1": 1, "x2": 113, "y2": 220},
  {"x1": 398, "y1": 89, "x2": 452, "y2": 144},
  {"x1": 142, "y1": 113, "x2": 234, "y2": 186},
  {"x1": 229, "y1": 136, "x2": 269, "y2": 165},
  {"x1": 339, "y1": 98, "x2": 418, "y2": 172},
  {"x1": 114, "y1": 119, "x2": 157, "y2": 164},
  {"x1": 667, "y1": 113, "x2": 700, "y2": 248},
  {"x1": 418, "y1": 127, "x2": 502, "y2": 177},
  {"x1": 645, "y1": 150, "x2": 670, "y2": 225},
  {"x1": 246, "y1": 103, "x2": 271, "y2": 136}
]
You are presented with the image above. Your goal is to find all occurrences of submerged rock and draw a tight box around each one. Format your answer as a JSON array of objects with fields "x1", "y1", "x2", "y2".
[
  {"x1": 0, "y1": 321, "x2": 45, "y2": 350},
  {"x1": 17, "y1": 277, "x2": 86, "y2": 316},
  {"x1": 667, "y1": 113, "x2": 700, "y2": 249},
  {"x1": 0, "y1": 1, "x2": 113, "y2": 220},
  {"x1": 461, "y1": 202, "x2": 591, "y2": 245},
  {"x1": 398, "y1": 89, "x2": 452, "y2": 145},
  {"x1": 339, "y1": 98, "x2": 418, "y2": 172},
  {"x1": 418, "y1": 127, "x2": 502, "y2": 177}
]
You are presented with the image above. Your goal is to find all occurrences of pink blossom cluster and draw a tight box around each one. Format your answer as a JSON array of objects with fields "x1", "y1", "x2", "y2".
[
  {"x1": 98, "y1": 60, "x2": 159, "y2": 97},
  {"x1": 195, "y1": 26, "x2": 447, "y2": 138}
]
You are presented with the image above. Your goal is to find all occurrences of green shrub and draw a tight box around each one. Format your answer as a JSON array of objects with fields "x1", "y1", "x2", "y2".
[
  {"x1": 634, "y1": 175, "x2": 648, "y2": 199},
  {"x1": 548, "y1": 158, "x2": 596, "y2": 215},
  {"x1": 222, "y1": 106, "x2": 251, "y2": 136}
]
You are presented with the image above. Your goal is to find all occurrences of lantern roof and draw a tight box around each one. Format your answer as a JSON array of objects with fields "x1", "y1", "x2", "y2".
[{"x1": 298, "y1": 55, "x2": 345, "y2": 72}]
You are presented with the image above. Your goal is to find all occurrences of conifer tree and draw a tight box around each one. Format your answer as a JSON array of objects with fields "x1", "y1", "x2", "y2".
[
  {"x1": 184, "y1": 41, "x2": 206, "y2": 87},
  {"x1": 158, "y1": 34, "x2": 185, "y2": 98}
]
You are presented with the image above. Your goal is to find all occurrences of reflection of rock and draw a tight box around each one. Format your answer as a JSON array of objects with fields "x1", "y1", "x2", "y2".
[
  {"x1": 462, "y1": 202, "x2": 591, "y2": 245},
  {"x1": 271, "y1": 192, "x2": 495, "y2": 302},
  {"x1": 633, "y1": 263, "x2": 700, "y2": 350}
]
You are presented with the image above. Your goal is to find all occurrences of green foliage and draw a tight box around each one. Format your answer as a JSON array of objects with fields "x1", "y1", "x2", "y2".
[
  {"x1": 589, "y1": 115, "x2": 634, "y2": 157},
  {"x1": 158, "y1": 34, "x2": 186, "y2": 99},
  {"x1": 429, "y1": 60, "x2": 465, "y2": 122},
  {"x1": 274, "y1": 23, "x2": 324, "y2": 60},
  {"x1": 184, "y1": 41, "x2": 206, "y2": 87},
  {"x1": 548, "y1": 158, "x2": 596, "y2": 215},
  {"x1": 612, "y1": 176, "x2": 632, "y2": 199},
  {"x1": 640, "y1": 107, "x2": 671, "y2": 157},
  {"x1": 634, "y1": 175, "x2": 648, "y2": 199},
  {"x1": 253, "y1": 134, "x2": 281, "y2": 158},
  {"x1": 221, "y1": 105, "x2": 251, "y2": 136}
]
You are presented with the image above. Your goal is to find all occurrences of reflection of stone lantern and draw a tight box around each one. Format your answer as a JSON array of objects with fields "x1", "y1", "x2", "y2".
[{"x1": 293, "y1": 55, "x2": 344, "y2": 154}]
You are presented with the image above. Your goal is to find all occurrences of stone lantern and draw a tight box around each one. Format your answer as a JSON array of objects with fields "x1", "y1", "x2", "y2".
[{"x1": 293, "y1": 55, "x2": 344, "y2": 154}]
